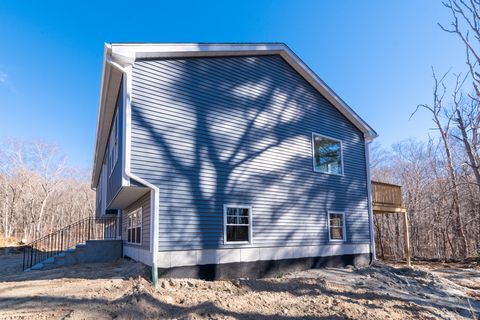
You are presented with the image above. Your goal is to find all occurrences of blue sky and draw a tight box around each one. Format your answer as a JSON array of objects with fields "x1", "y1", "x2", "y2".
[{"x1": 0, "y1": 1, "x2": 465, "y2": 169}]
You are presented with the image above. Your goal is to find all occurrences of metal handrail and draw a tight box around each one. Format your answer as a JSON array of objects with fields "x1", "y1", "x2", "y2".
[{"x1": 22, "y1": 216, "x2": 117, "y2": 271}]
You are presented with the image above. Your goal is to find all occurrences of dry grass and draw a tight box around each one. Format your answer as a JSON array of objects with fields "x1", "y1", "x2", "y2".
[{"x1": 0, "y1": 237, "x2": 21, "y2": 248}]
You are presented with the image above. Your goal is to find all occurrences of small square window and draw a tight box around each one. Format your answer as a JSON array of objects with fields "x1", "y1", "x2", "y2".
[
  {"x1": 312, "y1": 133, "x2": 343, "y2": 175},
  {"x1": 224, "y1": 205, "x2": 252, "y2": 244},
  {"x1": 328, "y1": 212, "x2": 346, "y2": 241}
]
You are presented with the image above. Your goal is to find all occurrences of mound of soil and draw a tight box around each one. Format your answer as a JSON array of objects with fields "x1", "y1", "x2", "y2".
[{"x1": 0, "y1": 257, "x2": 478, "y2": 319}]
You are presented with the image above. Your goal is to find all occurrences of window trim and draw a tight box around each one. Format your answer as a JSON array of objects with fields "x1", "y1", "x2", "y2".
[
  {"x1": 311, "y1": 132, "x2": 344, "y2": 176},
  {"x1": 126, "y1": 207, "x2": 142, "y2": 245},
  {"x1": 327, "y1": 211, "x2": 346, "y2": 242},
  {"x1": 223, "y1": 204, "x2": 253, "y2": 245}
]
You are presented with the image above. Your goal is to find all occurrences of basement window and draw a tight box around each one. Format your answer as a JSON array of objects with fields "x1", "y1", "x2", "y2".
[
  {"x1": 328, "y1": 212, "x2": 346, "y2": 241},
  {"x1": 312, "y1": 133, "x2": 343, "y2": 175},
  {"x1": 127, "y1": 207, "x2": 142, "y2": 245},
  {"x1": 224, "y1": 205, "x2": 252, "y2": 244}
]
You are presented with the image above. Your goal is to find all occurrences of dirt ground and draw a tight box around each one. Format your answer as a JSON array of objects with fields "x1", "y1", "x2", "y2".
[{"x1": 0, "y1": 253, "x2": 479, "y2": 320}]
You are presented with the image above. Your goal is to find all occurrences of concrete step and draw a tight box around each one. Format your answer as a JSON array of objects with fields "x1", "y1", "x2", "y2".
[
  {"x1": 31, "y1": 262, "x2": 44, "y2": 270},
  {"x1": 25, "y1": 240, "x2": 122, "y2": 272},
  {"x1": 43, "y1": 257, "x2": 55, "y2": 264}
]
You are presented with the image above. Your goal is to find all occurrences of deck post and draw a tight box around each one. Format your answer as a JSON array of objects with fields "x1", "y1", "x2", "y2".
[{"x1": 403, "y1": 211, "x2": 411, "y2": 266}]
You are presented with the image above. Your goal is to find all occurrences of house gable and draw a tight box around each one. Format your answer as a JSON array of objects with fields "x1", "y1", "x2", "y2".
[{"x1": 91, "y1": 43, "x2": 377, "y2": 188}]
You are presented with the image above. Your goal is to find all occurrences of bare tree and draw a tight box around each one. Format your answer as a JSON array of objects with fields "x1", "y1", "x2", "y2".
[
  {"x1": 372, "y1": 138, "x2": 479, "y2": 260},
  {"x1": 413, "y1": 69, "x2": 469, "y2": 258},
  {"x1": 0, "y1": 139, "x2": 94, "y2": 243},
  {"x1": 30, "y1": 141, "x2": 67, "y2": 237},
  {"x1": 440, "y1": 0, "x2": 480, "y2": 191}
]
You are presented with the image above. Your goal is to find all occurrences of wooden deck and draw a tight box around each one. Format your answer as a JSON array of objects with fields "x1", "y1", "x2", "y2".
[
  {"x1": 371, "y1": 181, "x2": 411, "y2": 266},
  {"x1": 372, "y1": 181, "x2": 406, "y2": 213}
]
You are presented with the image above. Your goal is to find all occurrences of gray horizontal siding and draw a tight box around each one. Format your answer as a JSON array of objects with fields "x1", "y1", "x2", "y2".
[
  {"x1": 95, "y1": 172, "x2": 102, "y2": 216},
  {"x1": 106, "y1": 82, "x2": 124, "y2": 208},
  {"x1": 123, "y1": 192, "x2": 151, "y2": 251},
  {"x1": 130, "y1": 55, "x2": 370, "y2": 251}
]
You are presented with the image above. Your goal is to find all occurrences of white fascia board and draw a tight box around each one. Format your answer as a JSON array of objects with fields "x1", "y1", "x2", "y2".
[
  {"x1": 111, "y1": 43, "x2": 285, "y2": 61},
  {"x1": 91, "y1": 44, "x2": 124, "y2": 188},
  {"x1": 91, "y1": 44, "x2": 111, "y2": 188}
]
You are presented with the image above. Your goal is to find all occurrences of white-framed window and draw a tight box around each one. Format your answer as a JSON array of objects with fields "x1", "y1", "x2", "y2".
[
  {"x1": 312, "y1": 133, "x2": 343, "y2": 175},
  {"x1": 328, "y1": 211, "x2": 346, "y2": 241},
  {"x1": 223, "y1": 205, "x2": 252, "y2": 244},
  {"x1": 109, "y1": 112, "x2": 119, "y2": 176},
  {"x1": 127, "y1": 207, "x2": 142, "y2": 245}
]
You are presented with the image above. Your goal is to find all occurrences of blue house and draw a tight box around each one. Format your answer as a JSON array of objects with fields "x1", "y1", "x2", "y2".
[{"x1": 92, "y1": 43, "x2": 378, "y2": 281}]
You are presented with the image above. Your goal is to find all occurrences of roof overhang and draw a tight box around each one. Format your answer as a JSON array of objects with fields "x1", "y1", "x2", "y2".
[
  {"x1": 91, "y1": 45, "x2": 124, "y2": 188},
  {"x1": 91, "y1": 43, "x2": 378, "y2": 187}
]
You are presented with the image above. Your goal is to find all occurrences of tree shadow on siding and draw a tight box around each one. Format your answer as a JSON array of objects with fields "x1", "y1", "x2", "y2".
[{"x1": 131, "y1": 54, "x2": 369, "y2": 279}]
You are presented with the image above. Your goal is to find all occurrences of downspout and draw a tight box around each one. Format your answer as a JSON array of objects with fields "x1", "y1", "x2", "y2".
[
  {"x1": 125, "y1": 173, "x2": 160, "y2": 288},
  {"x1": 107, "y1": 57, "x2": 160, "y2": 288},
  {"x1": 364, "y1": 138, "x2": 376, "y2": 264}
]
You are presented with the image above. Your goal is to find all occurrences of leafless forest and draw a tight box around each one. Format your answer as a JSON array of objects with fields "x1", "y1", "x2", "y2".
[
  {"x1": 373, "y1": 0, "x2": 480, "y2": 260},
  {"x1": 0, "y1": 139, "x2": 94, "y2": 243},
  {"x1": 0, "y1": 1, "x2": 479, "y2": 263}
]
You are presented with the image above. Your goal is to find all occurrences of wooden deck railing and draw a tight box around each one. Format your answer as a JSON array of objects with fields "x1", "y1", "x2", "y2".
[
  {"x1": 372, "y1": 181, "x2": 405, "y2": 212},
  {"x1": 371, "y1": 180, "x2": 410, "y2": 265}
]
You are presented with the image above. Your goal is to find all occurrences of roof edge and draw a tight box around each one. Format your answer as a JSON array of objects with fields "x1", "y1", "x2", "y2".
[{"x1": 91, "y1": 44, "x2": 110, "y2": 188}]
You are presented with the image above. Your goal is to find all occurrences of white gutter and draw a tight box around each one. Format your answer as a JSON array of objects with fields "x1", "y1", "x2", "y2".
[
  {"x1": 107, "y1": 56, "x2": 160, "y2": 288},
  {"x1": 364, "y1": 139, "x2": 376, "y2": 263}
]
